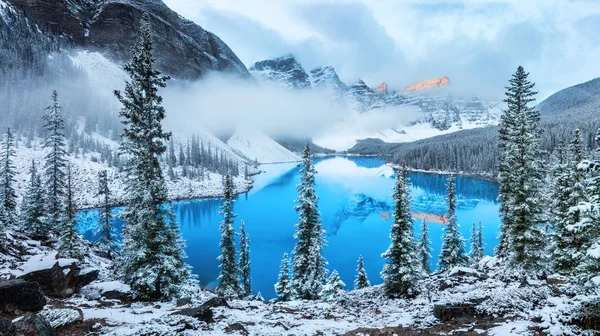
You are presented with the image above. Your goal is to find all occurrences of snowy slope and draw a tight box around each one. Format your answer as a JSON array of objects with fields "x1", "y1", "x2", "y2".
[{"x1": 227, "y1": 129, "x2": 301, "y2": 164}]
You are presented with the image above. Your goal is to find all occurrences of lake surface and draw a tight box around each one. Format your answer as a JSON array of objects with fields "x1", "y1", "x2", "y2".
[{"x1": 78, "y1": 156, "x2": 500, "y2": 299}]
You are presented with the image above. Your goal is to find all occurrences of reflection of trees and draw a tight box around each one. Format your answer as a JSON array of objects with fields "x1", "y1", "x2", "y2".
[
  {"x1": 408, "y1": 172, "x2": 498, "y2": 202},
  {"x1": 175, "y1": 198, "x2": 224, "y2": 229}
]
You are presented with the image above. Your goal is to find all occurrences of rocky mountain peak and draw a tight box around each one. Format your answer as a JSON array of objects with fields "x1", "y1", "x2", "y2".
[
  {"x1": 249, "y1": 54, "x2": 311, "y2": 89},
  {"x1": 309, "y1": 66, "x2": 346, "y2": 91},
  {"x1": 5, "y1": 0, "x2": 250, "y2": 80},
  {"x1": 403, "y1": 76, "x2": 450, "y2": 91}
]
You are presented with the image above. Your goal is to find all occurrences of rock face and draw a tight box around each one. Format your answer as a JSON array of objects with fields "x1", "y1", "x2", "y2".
[
  {"x1": 0, "y1": 279, "x2": 47, "y2": 314},
  {"x1": 5, "y1": 0, "x2": 249, "y2": 79}
]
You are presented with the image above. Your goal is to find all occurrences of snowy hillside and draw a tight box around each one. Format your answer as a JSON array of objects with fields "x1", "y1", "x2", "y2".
[
  {"x1": 227, "y1": 129, "x2": 301, "y2": 164},
  {"x1": 10, "y1": 136, "x2": 253, "y2": 210}
]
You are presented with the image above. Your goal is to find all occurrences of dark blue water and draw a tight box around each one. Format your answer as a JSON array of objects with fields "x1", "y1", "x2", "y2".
[{"x1": 78, "y1": 156, "x2": 500, "y2": 299}]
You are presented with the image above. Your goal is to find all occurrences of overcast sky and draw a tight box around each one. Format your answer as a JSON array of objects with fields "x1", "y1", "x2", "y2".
[{"x1": 162, "y1": 0, "x2": 600, "y2": 100}]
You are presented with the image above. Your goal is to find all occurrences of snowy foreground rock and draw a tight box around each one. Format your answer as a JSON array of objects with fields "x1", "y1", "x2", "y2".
[
  {"x1": 1, "y1": 234, "x2": 599, "y2": 335},
  {"x1": 0, "y1": 234, "x2": 600, "y2": 336}
]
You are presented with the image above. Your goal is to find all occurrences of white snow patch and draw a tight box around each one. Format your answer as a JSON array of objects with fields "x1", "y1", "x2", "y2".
[
  {"x1": 17, "y1": 252, "x2": 78, "y2": 275},
  {"x1": 227, "y1": 129, "x2": 300, "y2": 164}
]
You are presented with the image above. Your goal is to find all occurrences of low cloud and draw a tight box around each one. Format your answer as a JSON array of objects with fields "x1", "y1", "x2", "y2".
[{"x1": 162, "y1": 74, "x2": 418, "y2": 140}]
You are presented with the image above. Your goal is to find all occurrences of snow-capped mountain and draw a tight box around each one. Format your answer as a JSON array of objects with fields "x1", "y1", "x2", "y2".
[
  {"x1": 227, "y1": 129, "x2": 301, "y2": 164},
  {"x1": 4, "y1": 0, "x2": 249, "y2": 79},
  {"x1": 249, "y1": 55, "x2": 502, "y2": 151},
  {"x1": 249, "y1": 55, "x2": 311, "y2": 89}
]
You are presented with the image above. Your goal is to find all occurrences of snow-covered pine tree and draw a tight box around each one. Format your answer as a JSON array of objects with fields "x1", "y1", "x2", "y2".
[
  {"x1": 469, "y1": 220, "x2": 485, "y2": 263},
  {"x1": 160, "y1": 204, "x2": 194, "y2": 299},
  {"x1": 20, "y1": 160, "x2": 47, "y2": 240},
  {"x1": 0, "y1": 128, "x2": 17, "y2": 228},
  {"x1": 496, "y1": 66, "x2": 547, "y2": 275},
  {"x1": 438, "y1": 175, "x2": 468, "y2": 271},
  {"x1": 96, "y1": 170, "x2": 117, "y2": 258},
  {"x1": 354, "y1": 255, "x2": 371, "y2": 289},
  {"x1": 43, "y1": 90, "x2": 68, "y2": 232},
  {"x1": 574, "y1": 129, "x2": 600, "y2": 283},
  {"x1": 274, "y1": 252, "x2": 293, "y2": 302},
  {"x1": 58, "y1": 164, "x2": 82, "y2": 259},
  {"x1": 238, "y1": 219, "x2": 252, "y2": 297},
  {"x1": 381, "y1": 167, "x2": 420, "y2": 297},
  {"x1": 115, "y1": 14, "x2": 189, "y2": 301},
  {"x1": 292, "y1": 142, "x2": 327, "y2": 300},
  {"x1": 321, "y1": 270, "x2": 345, "y2": 298},
  {"x1": 216, "y1": 174, "x2": 242, "y2": 298},
  {"x1": 550, "y1": 129, "x2": 588, "y2": 275},
  {"x1": 168, "y1": 137, "x2": 176, "y2": 180},
  {"x1": 416, "y1": 219, "x2": 432, "y2": 274}
]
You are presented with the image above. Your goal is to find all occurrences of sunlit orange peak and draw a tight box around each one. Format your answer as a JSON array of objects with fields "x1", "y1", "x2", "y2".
[{"x1": 402, "y1": 76, "x2": 450, "y2": 91}]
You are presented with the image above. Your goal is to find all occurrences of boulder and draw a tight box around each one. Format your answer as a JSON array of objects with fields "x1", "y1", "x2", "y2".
[
  {"x1": 449, "y1": 267, "x2": 489, "y2": 280},
  {"x1": 81, "y1": 281, "x2": 132, "y2": 302},
  {"x1": 19, "y1": 261, "x2": 98, "y2": 298},
  {"x1": 433, "y1": 303, "x2": 480, "y2": 322},
  {"x1": 224, "y1": 322, "x2": 249, "y2": 335},
  {"x1": 0, "y1": 316, "x2": 14, "y2": 335},
  {"x1": 546, "y1": 274, "x2": 568, "y2": 285},
  {"x1": 171, "y1": 307, "x2": 214, "y2": 324},
  {"x1": 74, "y1": 268, "x2": 100, "y2": 289},
  {"x1": 13, "y1": 314, "x2": 54, "y2": 336},
  {"x1": 201, "y1": 297, "x2": 230, "y2": 309},
  {"x1": 0, "y1": 279, "x2": 46, "y2": 314},
  {"x1": 39, "y1": 308, "x2": 83, "y2": 329},
  {"x1": 176, "y1": 298, "x2": 193, "y2": 307}
]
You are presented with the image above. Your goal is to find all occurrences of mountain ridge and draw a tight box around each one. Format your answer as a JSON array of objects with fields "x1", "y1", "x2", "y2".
[{"x1": 5, "y1": 0, "x2": 250, "y2": 79}]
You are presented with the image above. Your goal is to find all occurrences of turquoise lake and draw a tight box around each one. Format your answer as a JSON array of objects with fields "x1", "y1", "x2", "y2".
[{"x1": 78, "y1": 156, "x2": 500, "y2": 299}]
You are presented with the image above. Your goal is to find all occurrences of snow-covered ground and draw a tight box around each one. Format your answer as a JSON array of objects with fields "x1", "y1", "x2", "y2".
[
  {"x1": 2, "y1": 235, "x2": 594, "y2": 336},
  {"x1": 227, "y1": 129, "x2": 300, "y2": 164}
]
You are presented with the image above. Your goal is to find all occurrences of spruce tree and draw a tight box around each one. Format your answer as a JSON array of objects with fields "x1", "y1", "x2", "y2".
[
  {"x1": 160, "y1": 204, "x2": 194, "y2": 299},
  {"x1": 0, "y1": 128, "x2": 17, "y2": 228},
  {"x1": 321, "y1": 270, "x2": 345, "y2": 298},
  {"x1": 96, "y1": 170, "x2": 117, "y2": 258},
  {"x1": 551, "y1": 130, "x2": 588, "y2": 275},
  {"x1": 238, "y1": 220, "x2": 252, "y2": 297},
  {"x1": 216, "y1": 174, "x2": 242, "y2": 298},
  {"x1": 496, "y1": 66, "x2": 547, "y2": 274},
  {"x1": 354, "y1": 255, "x2": 371, "y2": 289},
  {"x1": 292, "y1": 143, "x2": 327, "y2": 300},
  {"x1": 381, "y1": 167, "x2": 420, "y2": 297},
  {"x1": 58, "y1": 164, "x2": 83, "y2": 259},
  {"x1": 43, "y1": 90, "x2": 68, "y2": 232},
  {"x1": 168, "y1": 137, "x2": 176, "y2": 180},
  {"x1": 575, "y1": 129, "x2": 600, "y2": 283},
  {"x1": 438, "y1": 176, "x2": 468, "y2": 271},
  {"x1": 469, "y1": 220, "x2": 485, "y2": 263},
  {"x1": 21, "y1": 160, "x2": 47, "y2": 240},
  {"x1": 416, "y1": 219, "x2": 432, "y2": 274},
  {"x1": 115, "y1": 14, "x2": 189, "y2": 300},
  {"x1": 274, "y1": 253, "x2": 293, "y2": 302}
]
